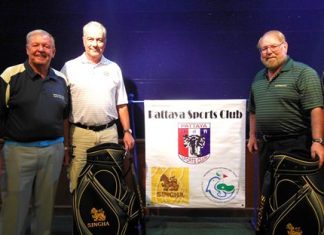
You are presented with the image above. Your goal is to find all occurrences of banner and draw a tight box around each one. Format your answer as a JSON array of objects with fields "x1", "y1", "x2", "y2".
[{"x1": 145, "y1": 100, "x2": 246, "y2": 208}]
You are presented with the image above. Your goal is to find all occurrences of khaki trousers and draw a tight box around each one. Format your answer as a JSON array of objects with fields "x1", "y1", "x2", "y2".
[
  {"x1": 68, "y1": 124, "x2": 118, "y2": 193},
  {"x1": 0, "y1": 143, "x2": 64, "y2": 235}
]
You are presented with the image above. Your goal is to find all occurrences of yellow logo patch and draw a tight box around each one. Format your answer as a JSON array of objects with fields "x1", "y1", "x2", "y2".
[
  {"x1": 151, "y1": 167, "x2": 189, "y2": 205},
  {"x1": 286, "y1": 223, "x2": 303, "y2": 235},
  {"x1": 87, "y1": 208, "x2": 110, "y2": 228}
]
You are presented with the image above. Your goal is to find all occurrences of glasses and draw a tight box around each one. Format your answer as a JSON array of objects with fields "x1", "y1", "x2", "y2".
[{"x1": 259, "y1": 42, "x2": 284, "y2": 54}]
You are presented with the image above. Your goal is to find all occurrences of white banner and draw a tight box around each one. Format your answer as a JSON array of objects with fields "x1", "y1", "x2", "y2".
[{"x1": 144, "y1": 100, "x2": 246, "y2": 208}]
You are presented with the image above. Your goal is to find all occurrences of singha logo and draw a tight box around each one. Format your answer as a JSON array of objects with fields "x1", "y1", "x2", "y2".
[
  {"x1": 286, "y1": 223, "x2": 303, "y2": 235},
  {"x1": 183, "y1": 134, "x2": 205, "y2": 157},
  {"x1": 87, "y1": 208, "x2": 110, "y2": 228},
  {"x1": 160, "y1": 174, "x2": 179, "y2": 191},
  {"x1": 91, "y1": 208, "x2": 106, "y2": 222}
]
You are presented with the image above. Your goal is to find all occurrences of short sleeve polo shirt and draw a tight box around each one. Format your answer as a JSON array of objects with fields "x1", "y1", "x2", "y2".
[
  {"x1": 248, "y1": 57, "x2": 323, "y2": 135},
  {"x1": 0, "y1": 61, "x2": 69, "y2": 141},
  {"x1": 61, "y1": 53, "x2": 128, "y2": 126}
]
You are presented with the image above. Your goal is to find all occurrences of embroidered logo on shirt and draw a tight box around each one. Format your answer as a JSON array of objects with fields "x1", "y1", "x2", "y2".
[
  {"x1": 53, "y1": 93, "x2": 65, "y2": 100},
  {"x1": 274, "y1": 84, "x2": 287, "y2": 87}
]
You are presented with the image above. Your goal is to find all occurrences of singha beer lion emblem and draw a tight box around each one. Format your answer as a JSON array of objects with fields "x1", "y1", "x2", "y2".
[
  {"x1": 87, "y1": 208, "x2": 110, "y2": 228},
  {"x1": 160, "y1": 174, "x2": 179, "y2": 191},
  {"x1": 91, "y1": 208, "x2": 106, "y2": 221},
  {"x1": 178, "y1": 123, "x2": 210, "y2": 164},
  {"x1": 286, "y1": 223, "x2": 303, "y2": 235}
]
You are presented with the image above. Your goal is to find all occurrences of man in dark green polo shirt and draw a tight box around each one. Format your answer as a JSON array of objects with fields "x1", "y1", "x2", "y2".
[
  {"x1": 247, "y1": 30, "x2": 324, "y2": 234},
  {"x1": 248, "y1": 30, "x2": 324, "y2": 178}
]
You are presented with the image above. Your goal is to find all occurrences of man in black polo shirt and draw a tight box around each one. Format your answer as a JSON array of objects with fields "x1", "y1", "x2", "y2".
[{"x1": 0, "y1": 29, "x2": 69, "y2": 235}]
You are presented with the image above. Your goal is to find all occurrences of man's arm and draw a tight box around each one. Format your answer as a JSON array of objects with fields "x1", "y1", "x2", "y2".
[
  {"x1": 117, "y1": 104, "x2": 135, "y2": 151},
  {"x1": 310, "y1": 107, "x2": 324, "y2": 167},
  {"x1": 247, "y1": 112, "x2": 258, "y2": 153}
]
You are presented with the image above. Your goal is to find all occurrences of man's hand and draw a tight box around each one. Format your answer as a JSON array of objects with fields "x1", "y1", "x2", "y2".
[
  {"x1": 123, "y1": 132, "x2": 135, "y2": 152},
  {"x1": 311, "y1": 142, "x2": 324, "y2": 168},
  {"x1": 247, "y1": 135, "x2": 258, "y2": 153}
]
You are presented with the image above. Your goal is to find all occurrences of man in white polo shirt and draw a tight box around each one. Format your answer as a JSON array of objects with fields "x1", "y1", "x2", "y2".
[{"x1": 61, "y1": 21, "x2": 135, "y2": 193}]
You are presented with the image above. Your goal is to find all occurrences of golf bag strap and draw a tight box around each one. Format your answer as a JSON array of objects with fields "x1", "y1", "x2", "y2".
[
  {"x1": 269, "y1": 184, "x2": 310, "y2": 220},
  {"x1": 255, "y1": 169, "x2": 272, "y2": 233},
  {"x1": 305, "y1": 168, "x2": 324, "y2": 196},
  {"x1": 272, "y1": 154, "x2": 319, "y2": 175}
]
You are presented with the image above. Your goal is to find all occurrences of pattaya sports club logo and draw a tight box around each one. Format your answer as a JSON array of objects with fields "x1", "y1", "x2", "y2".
[
  {"x1": 202, "y1": 167, "x2": 239, "y2": 203},
  {"x1": 178, "y1": 122, "x2": 210, "y2": 164}
]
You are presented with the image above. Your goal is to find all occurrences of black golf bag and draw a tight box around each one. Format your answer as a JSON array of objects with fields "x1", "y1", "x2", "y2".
[
  {"x1": 256, "y1": 153, "x2": 324, "y2": 235},
  {"x1": 73, "y1": 143, "x2": 145, "y2": 235}
]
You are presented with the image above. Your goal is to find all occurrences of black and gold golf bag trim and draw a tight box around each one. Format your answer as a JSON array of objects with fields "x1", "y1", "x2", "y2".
[
  {"x1": 73, "y1": 142, "x2": 145, "y2": 235},
  {"x1": 256, "y1": 152, "x2": 324, "y2": 235}
]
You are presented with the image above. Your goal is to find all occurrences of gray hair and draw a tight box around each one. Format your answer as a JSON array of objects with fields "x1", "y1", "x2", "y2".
[
  {"x1": 26, "y1": 29, "x2": 55, "y2": 48},
  {"x1": 257, "y1": 30, "x2": 286, "y2": 49},
  {"x1": 83, "y1": 21, "x2": 107, "y2": 40}
]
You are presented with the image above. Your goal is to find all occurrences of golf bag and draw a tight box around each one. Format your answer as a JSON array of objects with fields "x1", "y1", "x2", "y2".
[
  {"x1": 256, "y1": 152, "x2": 324, "y2": 235},
  {"x1": 73, "y1": 142, "x2": 145, "y2": 235}
]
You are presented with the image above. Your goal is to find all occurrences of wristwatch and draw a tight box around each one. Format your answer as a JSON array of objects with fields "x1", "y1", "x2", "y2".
[
  {"x1": 124, "y1": 129, "x2": 133, "y2": 134},
  {"x1": 312, "y1": 138, "x2": 324, "y2": 145}
]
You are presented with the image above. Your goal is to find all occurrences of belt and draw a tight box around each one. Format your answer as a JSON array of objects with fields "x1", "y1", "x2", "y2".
[
  {"x1": 73, "y1": 120, "x2": 116, "y2": 132},
  {"x1": 5, "y1": 137, "x2": 64, "y2": 147},
  {"x1": 261, "y1": 133, "x2": 304, "y2": 142}
]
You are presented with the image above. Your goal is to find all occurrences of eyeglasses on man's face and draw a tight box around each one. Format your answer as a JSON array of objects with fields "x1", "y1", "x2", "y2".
[{"x1": 259, "y1": 42, "x2": 284, "y2": 54}]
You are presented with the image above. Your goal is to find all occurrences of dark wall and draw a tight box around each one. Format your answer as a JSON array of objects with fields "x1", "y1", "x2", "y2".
[{"x1": 1, "y1": 0, "x2": 324, "y2": 137}]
